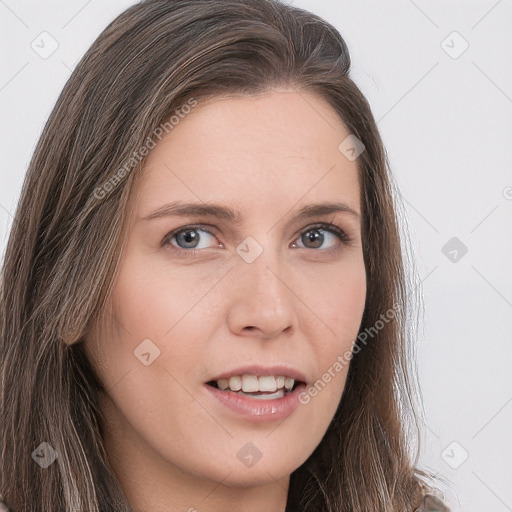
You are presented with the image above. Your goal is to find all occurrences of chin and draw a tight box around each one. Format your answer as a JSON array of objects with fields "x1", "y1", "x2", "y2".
[
  {"x1": 208, "y1": 465, "x2": 293, "y2": 488},
  {"x1": 178, "y1": 449, "x2": 302, "y2": 489}
]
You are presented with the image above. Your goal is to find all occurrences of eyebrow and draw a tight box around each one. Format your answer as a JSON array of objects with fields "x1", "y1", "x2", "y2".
[{"x1": 142, "y1": 201, "x2": 360, "y2": 223}]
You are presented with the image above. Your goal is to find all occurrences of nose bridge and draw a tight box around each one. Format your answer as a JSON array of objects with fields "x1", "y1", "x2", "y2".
[
  {"x1": 245, "y1": 247, "x2": 284, "y2": 301},
  {"x1": 227, "y1": 238, "x2": 296, "y2": 337}
]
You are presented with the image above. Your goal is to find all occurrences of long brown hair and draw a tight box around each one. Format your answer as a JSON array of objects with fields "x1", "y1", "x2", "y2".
[{"x1": 1, "y1": 0, "x2": 447, "y2": 510}]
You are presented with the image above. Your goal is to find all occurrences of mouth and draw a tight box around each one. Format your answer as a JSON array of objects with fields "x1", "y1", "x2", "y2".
[
  {"x1": 206, "y1": 374, "x2": 306, "y2": 401},
  {"x1": 204, "y1": 366, "x2": 308, "y2": 421}
]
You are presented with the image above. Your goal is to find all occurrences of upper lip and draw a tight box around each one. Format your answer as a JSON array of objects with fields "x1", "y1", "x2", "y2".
[{"x1": 207, "y1": 364, "x2": 308, "y2": 384}]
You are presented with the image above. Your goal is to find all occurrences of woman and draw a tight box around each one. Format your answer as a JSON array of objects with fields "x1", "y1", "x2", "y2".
[{"x1": 0, "y1": 0, "x2": 450, "y2": 510}]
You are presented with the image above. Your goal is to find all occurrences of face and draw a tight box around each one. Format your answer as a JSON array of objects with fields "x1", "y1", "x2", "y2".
[{"x1": 85, "y1": 89, "x2": 366, "y2": 501}]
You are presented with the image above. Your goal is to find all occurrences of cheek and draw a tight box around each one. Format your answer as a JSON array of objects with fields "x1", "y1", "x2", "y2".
[
  {"x1": 302, "y1": 259, "x2": 366, "y2": 415},
  {"x1": 100, "y1": 252, "x2": 221, "y2": 390},
  {"x1": 312, "y1": 257, "x2": 367, "y2": 347},
  {"x1": 112, "y1": 253, "x2": 210, "y2": 340}
]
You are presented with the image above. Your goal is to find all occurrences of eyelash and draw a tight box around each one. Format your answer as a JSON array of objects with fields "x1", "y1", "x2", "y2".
[{"x1": 161, "y1": 222, "x2": 353, "y2": 256}]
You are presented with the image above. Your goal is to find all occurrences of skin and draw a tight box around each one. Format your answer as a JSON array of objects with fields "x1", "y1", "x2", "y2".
[{"x1": 84, "y1": 89, "x2": 367, "y2": 512}]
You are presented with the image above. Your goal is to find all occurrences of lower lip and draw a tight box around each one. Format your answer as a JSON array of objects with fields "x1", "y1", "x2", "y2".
[{"x1": 205, "y1": 383, "x2": 306, "y2": 422}]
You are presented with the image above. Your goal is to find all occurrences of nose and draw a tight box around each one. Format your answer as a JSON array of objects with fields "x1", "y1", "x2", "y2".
[{"x1": 226, "y1": 251, "x2": 297, "y2": 340}]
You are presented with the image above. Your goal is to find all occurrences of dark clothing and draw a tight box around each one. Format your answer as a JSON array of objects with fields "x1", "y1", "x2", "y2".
[{"x1": 0, "y1": 494, "x2": 451, "y2": 511}]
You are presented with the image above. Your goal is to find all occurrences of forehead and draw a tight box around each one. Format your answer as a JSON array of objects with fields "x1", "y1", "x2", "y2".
[{"x1": 131, "y1": 90, "x2": 361, "y2": 222}]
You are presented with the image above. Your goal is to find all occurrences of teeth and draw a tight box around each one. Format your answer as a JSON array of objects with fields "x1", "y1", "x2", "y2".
[
  {"x1": 258, "y1": 376, "x2": 277, "y2": 392},
  {"x1": 214, "y1": 374, "x2": 296, "y2": 393},
  {"x1": 239, "y1": 389, "x2": 285, "y2": 400},
  {"x1": 217, "y1": 379, "x2": 229, "y2": 390},
  {"x1": 241, "y1": 375, "x2": 259, "y2": 392},
  {"x1": 228, "y1": 376, "x2": 242, "y2": 391}
]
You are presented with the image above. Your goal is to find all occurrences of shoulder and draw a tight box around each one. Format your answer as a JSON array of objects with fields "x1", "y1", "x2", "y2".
[{"x1": 414, "y1": 493, "x2": 450, "y2": 511}]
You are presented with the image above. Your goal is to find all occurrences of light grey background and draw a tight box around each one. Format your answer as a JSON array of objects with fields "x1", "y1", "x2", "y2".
[{"x1": 1, "y1": 1, "x2": 511, "y2": 511}]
